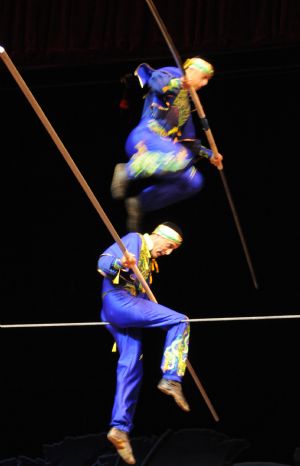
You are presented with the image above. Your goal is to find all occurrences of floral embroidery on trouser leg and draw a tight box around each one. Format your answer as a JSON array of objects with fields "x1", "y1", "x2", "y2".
[
  {"x1": 128, "y1": 141, "x2": 190, "y2": 178},
  {"x1": 161, "y1": 323, "x2": 190, "y2": 378}
]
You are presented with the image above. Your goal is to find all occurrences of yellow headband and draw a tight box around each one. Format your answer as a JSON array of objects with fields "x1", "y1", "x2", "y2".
[
  {"x1": 152, "y1": 224, "x2": 183, "y2": 245},
  {"x1": 183, "y1": 57, "x2": 214, "y2": 76}
]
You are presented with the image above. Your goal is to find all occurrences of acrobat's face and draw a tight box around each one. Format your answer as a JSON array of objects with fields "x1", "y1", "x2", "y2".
[
  {"x1": 150, "y1": 235, "x2": 180, "y2": 258},
  {"x1": 185, "y1": 66, "x2": 212, "y2": 90}
]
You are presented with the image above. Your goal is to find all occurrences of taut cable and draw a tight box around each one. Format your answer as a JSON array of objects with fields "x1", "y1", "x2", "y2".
[
  {"x1": 2, "y1": 313, "x2": 300, "y2": 329},
  {"x1": 0, "y1": 46, "x2": 219, "y2": 422}
]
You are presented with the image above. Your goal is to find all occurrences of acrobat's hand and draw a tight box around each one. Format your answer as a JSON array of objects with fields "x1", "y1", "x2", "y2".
[
  {"x1": 121, "y1": 252, "x2": 137, "y2": 269},
  {"x1": 210, "y1": 152, "x2": 223, "y2": 170}
]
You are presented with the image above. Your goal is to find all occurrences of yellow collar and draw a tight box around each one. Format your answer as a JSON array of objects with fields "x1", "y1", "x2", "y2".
[{"x1": 143, "y1": 233, "x2": 153, "y2": 254}]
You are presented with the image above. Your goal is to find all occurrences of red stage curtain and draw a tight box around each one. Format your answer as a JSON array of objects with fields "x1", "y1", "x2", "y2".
[{"x1": 0, "y1": 0, "x2": 300, "y2": 67}]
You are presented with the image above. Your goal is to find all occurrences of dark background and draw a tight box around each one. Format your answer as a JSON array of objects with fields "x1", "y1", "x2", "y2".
[{"x1": 0, "y1": 1, "x2": 300, "y2": 464}]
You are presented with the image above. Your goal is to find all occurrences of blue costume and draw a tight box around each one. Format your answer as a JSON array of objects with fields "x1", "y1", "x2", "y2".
[
  {"x1": 124, "y1": 63, "x2": 213, "y2": 212},
  {"x1": 97, "y1": 231, "x2": 190, "y2": 433}
]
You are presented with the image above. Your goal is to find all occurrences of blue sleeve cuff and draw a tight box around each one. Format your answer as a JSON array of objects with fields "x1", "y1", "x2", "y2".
[
  {"x1": 111, "y1": 258, "x2": 123, "y2": 272},
  {"x1": 199, "y1": 146, "x2": 213, "y2": 159}
]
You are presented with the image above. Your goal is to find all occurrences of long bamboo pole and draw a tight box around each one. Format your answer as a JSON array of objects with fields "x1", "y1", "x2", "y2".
[{"x1": 145, "y1": 0, "x2": 259, "y2": 290}]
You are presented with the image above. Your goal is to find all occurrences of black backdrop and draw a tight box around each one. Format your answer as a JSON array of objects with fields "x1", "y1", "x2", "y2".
[{"x1": 0, "y1": 1, "x2": 300, "y2": 464}]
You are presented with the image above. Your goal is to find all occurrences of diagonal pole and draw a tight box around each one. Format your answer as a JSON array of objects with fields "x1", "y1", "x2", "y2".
[
  {"x1": 145, "y1": 0, "x2": 259, "y2": 290},
  {"x1": 0, "y1": 46, "x2": 219, "y2": 421}
]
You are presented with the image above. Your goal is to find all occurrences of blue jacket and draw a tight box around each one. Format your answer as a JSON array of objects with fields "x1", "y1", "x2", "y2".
[{"x1": 135, "y1": 63, "x2": 196, "y2": 140}]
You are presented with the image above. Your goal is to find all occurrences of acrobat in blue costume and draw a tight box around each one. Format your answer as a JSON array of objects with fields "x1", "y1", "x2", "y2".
[
  {"x1": 124, "y1": 62, "x2": 213, "y2": 211},
  {"x1": 97, "y1": 231, "x2": 190, "y2": 433}
]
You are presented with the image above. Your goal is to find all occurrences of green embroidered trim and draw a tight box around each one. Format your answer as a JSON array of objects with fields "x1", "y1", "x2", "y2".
[
  {"x1": 174, "y1": 90, "x2": 190, "y2": 128},
  {"x1": 148, "y1": 119, "x2": 178, "y2": 138},
  {"x1": 136, "y1": 234, "x2": 152, "y2": 292},
  {"x1": 117, "y1": 235, "x2": 152, "y2": 296},
  {"x1": 162, "y1": 324, "x2": 190, "y2": 377},
  {"x1": 129, "y1": 140, "x2": 190, "y2": 178},
  {"x1": 162, "y1": 78, "x2": 182, "y2": 93}
]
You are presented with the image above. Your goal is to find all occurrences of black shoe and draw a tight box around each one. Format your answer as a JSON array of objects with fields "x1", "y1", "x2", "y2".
[
  {"x1": 107, "y1": 427, "x2": 136, "y2": 464},
  {"x1": 157, "y1": 378, "x2": 190, "y2": 412},
  {"x1": 111, "y1": 163, "x2": 129, "y2": 200},
  {"x1": 125, "y1": 196, "x2": 143, "y2": 232}
]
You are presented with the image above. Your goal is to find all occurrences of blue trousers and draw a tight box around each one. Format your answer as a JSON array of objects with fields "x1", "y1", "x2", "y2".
[
  {"x1": 101, "y1": 289, "x2": 190, "y2": 433},
  {"x1": 125, "y1": 124, "x2": 204, "y2": 211}
]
